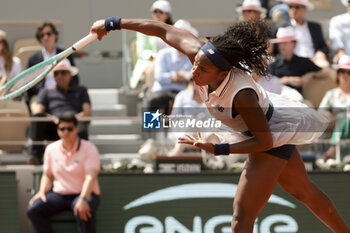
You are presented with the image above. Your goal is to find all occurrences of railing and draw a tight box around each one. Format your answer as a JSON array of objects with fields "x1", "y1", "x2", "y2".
[
  {"x1": 0, "y1": 116, "x2": 142, "y2": 147},
  {"x1": 0, "y1": 115, "x2": 347, "y2": 167}
]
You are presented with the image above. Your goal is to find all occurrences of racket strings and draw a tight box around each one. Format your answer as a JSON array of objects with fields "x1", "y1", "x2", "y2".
[{"x1": 0, "y1": 64, "x2": 52, "y2": 97}]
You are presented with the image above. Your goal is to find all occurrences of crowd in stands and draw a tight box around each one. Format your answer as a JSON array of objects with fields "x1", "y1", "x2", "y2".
[
  {"x1": 0, "y1": 0, "x2": 349, "y2": 166},
  {"x1": 0, "y1": 0, "x2": 349, "y2": 232},
  {"x1": 136, "y1": 0, "x2": 350, "y2": 164}
]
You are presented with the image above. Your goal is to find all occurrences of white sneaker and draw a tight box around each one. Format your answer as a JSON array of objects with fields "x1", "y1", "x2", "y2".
[{"x1": 138, "y1": 139, "x2": 158, "y2": 158}]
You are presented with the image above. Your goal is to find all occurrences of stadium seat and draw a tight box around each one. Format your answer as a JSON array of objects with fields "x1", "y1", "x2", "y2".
[
  {"x1": 303, "y1": 74, "x2": 337, "y2": 108},
  {"x1": 13, "y1": 38, "x2": 40, "y2": 56},
  {"x1": 0, "y1": 100, "x2": 29, "y2": 152},
  {"x1": 14, "y1": 45, "x2": 42, "y2": 70}
]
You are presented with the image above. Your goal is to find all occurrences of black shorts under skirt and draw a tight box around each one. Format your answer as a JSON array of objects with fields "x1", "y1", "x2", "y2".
[{"x1": 264, "y1": 144, "x2": 296, "y2": 160}]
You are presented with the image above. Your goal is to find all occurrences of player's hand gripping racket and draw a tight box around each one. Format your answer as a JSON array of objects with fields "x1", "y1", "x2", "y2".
[{"x1": 0, "y1": 33, "x2": 97, "y2": 100}]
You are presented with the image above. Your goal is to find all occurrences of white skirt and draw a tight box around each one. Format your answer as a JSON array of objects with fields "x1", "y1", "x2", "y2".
[{"x1": 217, "y1": 92, "x2": 329, "y2": 147}]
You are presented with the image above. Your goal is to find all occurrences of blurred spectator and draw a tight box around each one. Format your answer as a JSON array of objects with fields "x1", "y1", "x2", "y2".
[
  {"x1": 138, "y1": 20, "x2": 197, "y2": 158},
  {"x1": 27, "y1": 111, "x2": 100, "y2": 233},
  {"x1": 329, "y1": 0, "x2": 350, "y2": 63},
  {"x1": 27, "y1": 60, "x2": 91, "y2": 164},
  {"x1": 269, "y1": 26, "x2": 323, "y2": 94},
  {"x1": 0, "y1": 30, "x2": 22, "y2": 84},
  {"x1": 143, "y1": 19, "x2": 197, "y2": 116},
  {"x1": 167, "y1": 79, "x2": 207, "y2": 156},
  {"x1": 236, "y1": 0, "x2": 267, "y2": 21},
  {"x1": 319, "y1": 55, "x2": 350, "y2": 161},
  {"x1": 252, "y1": 57, "x2": 304, "y2": 102},
  {"x1": 259, "y1": 0, "x2": 269, "y2": 10},
  {"x1": 274, "y1": 0, "x2": 329, "y2": 68},
  {"x1": 253, "y1": 73, "x2": 283, "y2": 94},
  {"x1": 26, "y1": 22, "x2": 79, "y2": 112},
  {"x1": 269, "y1": 0, "x2": 290, "y2": 23},
  {"x1": 129, "y1": 0, "x2": 173, "y2": 90}
]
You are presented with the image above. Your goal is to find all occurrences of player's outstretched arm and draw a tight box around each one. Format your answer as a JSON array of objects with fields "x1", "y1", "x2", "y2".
[{"x1": 90, "y1": 18, "x2": 202, "y2": 63}]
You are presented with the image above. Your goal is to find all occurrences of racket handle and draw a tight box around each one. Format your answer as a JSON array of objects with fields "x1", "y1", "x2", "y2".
[{"x1": 72, "y1": 33, "x2": 97, "y2": 51}]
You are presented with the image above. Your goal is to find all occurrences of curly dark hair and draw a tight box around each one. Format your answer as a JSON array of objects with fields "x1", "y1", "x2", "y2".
[
  {"x1": 35, "y1": 22, "x2": 59, "y2": 43},
  {"x1": 210, "y1": 20, "x2": 270, "y2": 76}
]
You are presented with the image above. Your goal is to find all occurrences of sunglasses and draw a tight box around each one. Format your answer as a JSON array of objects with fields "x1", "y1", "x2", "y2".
[
  {"x1": 153, "y1": 9, "x2": 165, "y2": 14},
  {"x1": 289, "y1": 5, "x2": 304, "y2": 10},
  {"x1": 339, "y1": 69, "x2": 350, "y2": 75},
  {"x1": 54, "y1": 70, "x2": 69, "y2": 76},
  {"x1": 243, "y1": 10, "x2": 256, "y2": 13},
  {"x1": 39, "y1": 31, "x2": 54, "y2": 39},
  {"x1": 57, "y1": 126, "x2": 75, "y2": 132}
]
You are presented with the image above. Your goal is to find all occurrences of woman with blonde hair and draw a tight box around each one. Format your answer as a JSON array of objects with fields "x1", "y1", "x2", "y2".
[{"x1": 0, "y1": 30, "x2": 22, "y2": 84}]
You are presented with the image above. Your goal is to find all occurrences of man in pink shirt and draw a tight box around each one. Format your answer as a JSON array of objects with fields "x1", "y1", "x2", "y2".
[{"x1": 27, "y1": 111, "x2": 100, "y2": 233}]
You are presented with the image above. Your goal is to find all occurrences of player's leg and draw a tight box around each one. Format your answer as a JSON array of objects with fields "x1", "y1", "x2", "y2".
[
  {"x1": 278, "y1": 149, "x2": 350, "y2": 233},
  {"x1": 232, "y1": 152, "x2": 288, "y2": 233}
]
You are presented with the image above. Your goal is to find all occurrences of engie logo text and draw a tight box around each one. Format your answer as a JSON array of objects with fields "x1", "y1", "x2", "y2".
[{"x1": 123, "y1": 183, "x2": 299, "y2": 233}]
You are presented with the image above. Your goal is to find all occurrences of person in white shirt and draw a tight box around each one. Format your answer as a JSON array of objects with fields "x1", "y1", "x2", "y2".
[
  {"x1": 0, "y1": 30, "x2": 22, "y2": 83},
  {"x1": 329, "y1": 0, "x2": 350, "y2": 63},
  {"x1": 26, "y1": 22, "x2": 78, "y2": 113},
  {"x1": 274, "y1": 0, "x2": 329, "y2": 68}
]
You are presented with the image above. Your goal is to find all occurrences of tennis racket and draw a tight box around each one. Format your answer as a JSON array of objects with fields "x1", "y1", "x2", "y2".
[{"x1": 0, "y1": 33, "x2": 97, "y2": 100}]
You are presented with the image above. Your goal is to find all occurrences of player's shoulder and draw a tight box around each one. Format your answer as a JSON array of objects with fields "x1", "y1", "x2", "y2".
[{"x1": 231, "y1": 68, "x2": 252, "y2": 83}]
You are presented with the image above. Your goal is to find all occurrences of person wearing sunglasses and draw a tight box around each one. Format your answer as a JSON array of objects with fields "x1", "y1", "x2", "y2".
[
  {"x1": 129, "y1": 0, "x2": 173, "y2": 90},
  {"x1": 236, "y1": 0, "x2": 267, "y2": 21},
  {"x1": 329, "y1": 0, "x2": 350, "y2": 64},
  {"x1": 269, "y1": 26, "x2": 325, "y2": 95},
  {"x1": 27, "y1": 111, "x2": 100, "y2": 233},
  {"x1": 25, "y1": 22, "x2": 79, "y2": 114},
  {"x1": 273, "y1": 0, "x2": 329, "y2": 68},
  {"x1": 27, "y1": 59, "x2": 91, "y2": 165},
  {"x1": 318, "y1": 55, "x2": 350, "y2": 164}
]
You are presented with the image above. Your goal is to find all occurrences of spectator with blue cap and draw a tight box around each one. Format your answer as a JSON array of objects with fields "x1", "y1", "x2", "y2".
[{"x1": 269, "y1": 0, "x2": 290, "y2": 23}]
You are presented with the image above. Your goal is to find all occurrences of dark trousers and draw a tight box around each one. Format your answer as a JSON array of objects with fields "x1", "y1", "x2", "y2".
[
  {"x1": 27, "y1": 192, "x2": 100, "y2": 233},
  {"x1": 28, "y1": 113, "x2": 89, "y2": 163}
]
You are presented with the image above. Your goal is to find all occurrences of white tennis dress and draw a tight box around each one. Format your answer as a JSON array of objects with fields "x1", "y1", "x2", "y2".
[{"x1": 195, "y1": 68, "x2": 329, "y2": 147}]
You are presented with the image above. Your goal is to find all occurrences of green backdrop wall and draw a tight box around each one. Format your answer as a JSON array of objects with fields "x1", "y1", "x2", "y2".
[{"x1": 96, "y1": 172, "x2": 350, "y2": 233}]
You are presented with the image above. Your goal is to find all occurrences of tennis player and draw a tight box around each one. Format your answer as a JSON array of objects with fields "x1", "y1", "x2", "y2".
[{"x1": 90, "y1": 18, "x2": 349, "y2": 233}]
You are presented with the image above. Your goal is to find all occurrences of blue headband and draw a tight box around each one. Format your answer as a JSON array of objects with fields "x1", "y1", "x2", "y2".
[{"x1": 200, "y1": 42, "x2": 232, "y2": 71}]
